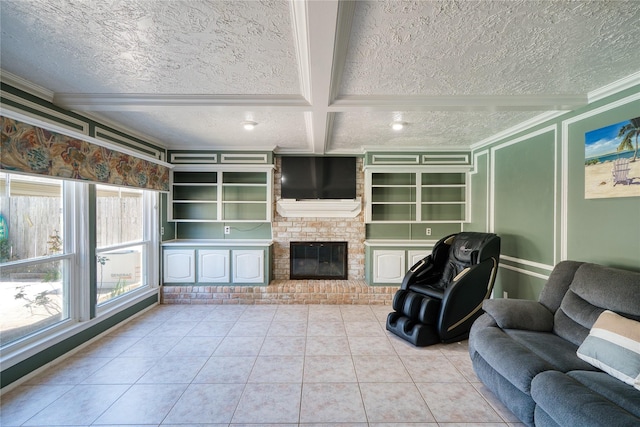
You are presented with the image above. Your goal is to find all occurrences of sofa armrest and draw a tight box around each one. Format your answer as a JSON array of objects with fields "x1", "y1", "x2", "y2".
[{"x1": 482, "y1": 299, "x2": 554, "y2": 331}]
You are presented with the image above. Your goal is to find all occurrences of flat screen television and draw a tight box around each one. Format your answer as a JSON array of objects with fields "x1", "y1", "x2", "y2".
[{"x1": 280, "y1": 156, "x2": 356, "y2": 200}]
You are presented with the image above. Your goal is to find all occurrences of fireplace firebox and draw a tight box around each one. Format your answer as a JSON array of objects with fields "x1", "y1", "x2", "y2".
[{"x1": 290, "y1": 241, "x2": 348, "y2": 280}]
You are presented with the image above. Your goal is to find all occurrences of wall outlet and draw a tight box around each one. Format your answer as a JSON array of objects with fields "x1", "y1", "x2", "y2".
[
  {"x1": 503, "y1": 291, "x2": 509, "y2": 299},
  {"x1": 426, "y1": 228, "x2": 432, "y2": 236},
  {"x1": 224, "y1": 226, "x2": 231, "y2": 234},
  {"x1": 160, "y1": 226, "x2": 164, "y2": 236}
]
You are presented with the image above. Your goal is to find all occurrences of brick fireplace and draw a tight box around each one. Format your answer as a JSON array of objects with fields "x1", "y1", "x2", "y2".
[
  {"x1": 290, "y1": 241, "x2": 348, "y2": 280},
  {"x1": 271, "y1": 157, "x2": 366, "y2": 280}
]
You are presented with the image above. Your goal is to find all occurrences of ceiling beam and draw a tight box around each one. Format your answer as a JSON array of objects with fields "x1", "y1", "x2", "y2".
[
  {"x1": 53, "y1": 93, "x2": 310, "y2": 111},
  {"x1": 329, "y1": 94, "x2": 588, "y2": 112},
  {"x1": 297, "y1": 0, "x2": 341, "y2": 154}
]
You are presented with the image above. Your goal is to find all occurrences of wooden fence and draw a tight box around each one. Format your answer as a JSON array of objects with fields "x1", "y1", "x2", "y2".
[{"x1": 2, "y1": 196, "x2": 142, "y2": 262}]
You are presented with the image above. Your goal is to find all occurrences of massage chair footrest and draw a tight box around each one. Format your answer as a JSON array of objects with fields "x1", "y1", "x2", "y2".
[
  {"x1": 386, "y1": 312, "x2": 441, "y2": 347},
  {"x1": 392, "y1": 289, "x2": 441, "y2": 325}
]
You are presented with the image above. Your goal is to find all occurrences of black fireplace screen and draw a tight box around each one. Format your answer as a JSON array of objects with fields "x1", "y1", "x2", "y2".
[{"x1": 290, "y1": 241, "x2": 348, "y2": 280}]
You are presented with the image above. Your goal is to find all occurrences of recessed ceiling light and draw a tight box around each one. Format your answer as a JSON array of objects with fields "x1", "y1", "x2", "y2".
[
  {"x1": 391, "y1": 121, "x2": 406, "y2": 131},
  {"x1": 242, "y1": 121, "x2": 257, "y2": 131}
]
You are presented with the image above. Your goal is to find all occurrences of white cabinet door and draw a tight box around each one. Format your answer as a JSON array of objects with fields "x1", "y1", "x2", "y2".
[
  {"x1": 408, "y1": 250, "x2": 431, "y2": 269},
  {"x1": 373, "y1": 250, "x2": 406, "y2": 283},
  {"x1": 232, "y1": 250, "x2": 264, "y2": 283},
  {"x1": 163, "y1": 249, "x2": 195, "y2": 283},
  {"x1": 198, "y1": 250, "x2": 230, "y2": 283}
]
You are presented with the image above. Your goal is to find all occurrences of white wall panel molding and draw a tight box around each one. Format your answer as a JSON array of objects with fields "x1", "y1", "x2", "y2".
[
  {"x1": 94, "y1": 127, "x2": 163, "y2": 160},
  {"x1": 490, "y1": 125, "x2": 558, "y2": 263},
  {"x1": 499, "y1": 263, "x2": 550, "y2": 281},
  {"x1": 81, "y1": 111, "x2": 168, "y2": 155},
  {"x1": 1, "y1": 92, "x2": 89, "y2": 135},
  {"x1": 471, "y1": 150, "x2": 490, "y2": 232},
  {"x1": 500, "y1": 255, "x2": 554, "y2": 272}
]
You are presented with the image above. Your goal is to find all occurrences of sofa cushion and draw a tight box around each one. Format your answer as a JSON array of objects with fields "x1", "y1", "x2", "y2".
[
  {"x1": 531, "y1": 370, "x2": 640, "y2": 427},
  {"x1": 471, "y1": 353, "x2": 537, "y2": 426},
  {"x1": 568, "y1": 371, "x2": 640, "y2": 418},
  {"x1": 472, "y1": 327, "x2": 555, "y2": 394},
  {"x1": 554, "y1": 263, "x2": 640, "y2": 346},
  {"x1": 482, "y1": 299, "x2": 553, "y2": 331},
  {"x1": 504, "y1": 329, "x2": 595, "y2": 373},
  {"x1": 577, "y1": 310, "x2": 640, "y2": 389},
  {"x1": 537, "y1": 260, "x2": 584, "y2": 313}
]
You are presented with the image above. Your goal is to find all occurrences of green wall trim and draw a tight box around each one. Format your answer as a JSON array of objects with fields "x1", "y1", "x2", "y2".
[{"x1": 1, "y1": 294, "x2": 158, "y2": 389}]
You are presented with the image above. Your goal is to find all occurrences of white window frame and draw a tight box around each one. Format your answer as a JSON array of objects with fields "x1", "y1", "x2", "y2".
[
  {"x1": 0, "y1": 179, "x2": 81, "y2": 364},
  {"x1": 95, "y1": 190, "x2": 159, "y2": 316},
  {"x1": 0, "y1": 176, "x2": 160, "y2": 371}
]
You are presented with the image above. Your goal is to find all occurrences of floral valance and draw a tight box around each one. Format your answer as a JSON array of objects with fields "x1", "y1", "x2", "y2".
[{"x1": 1, "y1": 116, "x2": 169, "y2": 192}]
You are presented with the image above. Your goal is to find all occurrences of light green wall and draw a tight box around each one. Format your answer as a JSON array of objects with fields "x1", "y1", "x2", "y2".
[{"x1": 472, "y1": 84, "x2": 640, "y2": 300}]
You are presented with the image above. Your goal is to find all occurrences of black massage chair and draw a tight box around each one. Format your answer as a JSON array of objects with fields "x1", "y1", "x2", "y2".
[{"x1": 386, "y1": 232, "x2": 501, "y2": 346}]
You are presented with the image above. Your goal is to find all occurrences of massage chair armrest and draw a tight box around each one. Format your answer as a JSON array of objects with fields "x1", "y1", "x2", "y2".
[
  {"x1": 438, "y1": 259, "x2": 497, "y2": 336},
  {"x1": 482, "y1": 298, "x2": 554, "y2": 332},
  {"x1": 400, "y1": 255, "x2": 438, "y2": 290}
]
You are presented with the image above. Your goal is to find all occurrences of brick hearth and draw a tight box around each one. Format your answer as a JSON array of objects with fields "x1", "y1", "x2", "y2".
[{"x1": 161, "y1": 280, "x2": 397, "y2": 305}]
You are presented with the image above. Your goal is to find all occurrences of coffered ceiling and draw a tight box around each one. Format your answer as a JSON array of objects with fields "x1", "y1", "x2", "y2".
[{"x1": 1, "y1": 0, "x2": 639, "y2": 155}]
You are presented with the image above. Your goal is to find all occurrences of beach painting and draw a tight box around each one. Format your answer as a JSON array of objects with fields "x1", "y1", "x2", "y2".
[{"x1": 584, "y1": 117, "x2": 640, "y2": 199}]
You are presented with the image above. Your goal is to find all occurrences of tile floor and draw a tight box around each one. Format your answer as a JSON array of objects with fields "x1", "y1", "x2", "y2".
[{"x1": 1, "y1": 304, "x2": 525, "y2": 426}]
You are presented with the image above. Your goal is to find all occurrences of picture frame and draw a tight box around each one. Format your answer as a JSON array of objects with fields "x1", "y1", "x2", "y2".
[{"x1": 584, "y1": 117, "x2": 640, "y2": 199}]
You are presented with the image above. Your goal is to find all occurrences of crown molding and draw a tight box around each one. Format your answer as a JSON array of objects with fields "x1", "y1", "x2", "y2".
[
  {"x1": 0, "y1": 69, "x2": 54, "y2": 102},
  {"x1": 470, "y1": 110, "x2": 565, "y2": 150},
  {"x1": 588, "y1": 70, "x2": 640, "y2": 102}
]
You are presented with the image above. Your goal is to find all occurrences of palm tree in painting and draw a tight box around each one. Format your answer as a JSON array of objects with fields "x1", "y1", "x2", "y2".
[{"x1": 617, "y1": 117, "x2": 640, "y2": 162}]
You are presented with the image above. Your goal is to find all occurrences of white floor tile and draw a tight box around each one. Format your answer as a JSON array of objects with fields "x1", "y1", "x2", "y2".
[{"x1": 1, "y1": 304, "x2": 518, "y2": 427}]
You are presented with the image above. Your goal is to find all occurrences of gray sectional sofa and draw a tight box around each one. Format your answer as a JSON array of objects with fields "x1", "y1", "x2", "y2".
[{"x1": 468, "y1": 261, "x2": 640, "y2": 427}]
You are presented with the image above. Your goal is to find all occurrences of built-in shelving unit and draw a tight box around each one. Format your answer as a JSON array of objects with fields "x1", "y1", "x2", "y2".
[
  {"x1": 171, "y1": 170, "x2": 218, "y2": 221},
  {"x1": 365, "y1": 167, "x2": 469, "y2": 223},
  {"x1": 169, "y1": 165, "x2": 273, "y2": 223}
]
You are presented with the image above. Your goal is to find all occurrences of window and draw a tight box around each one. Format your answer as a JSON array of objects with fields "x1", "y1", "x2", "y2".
[
  {"x1": 95, "y1": 185, "x2": 149, "y2": 305},
  {"x1": 0, "y1": 173, "x2": 70, "y2": 346},
  {"x1": 0, "y1": 172, "x2": 159, "y2": 354}
]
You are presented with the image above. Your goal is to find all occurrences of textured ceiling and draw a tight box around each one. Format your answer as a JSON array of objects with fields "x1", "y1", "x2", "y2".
[{"x1": 1, "y1": 0, "x2": 639, "y2": 155}]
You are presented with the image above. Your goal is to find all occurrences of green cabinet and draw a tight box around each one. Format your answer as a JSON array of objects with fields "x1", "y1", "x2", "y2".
[
  {"x1": 169, "y1": 166, "x2": 273, "y2": 222},
  {"x1": 365, "y1": 167, "x2": 469, "y2": 223}
]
